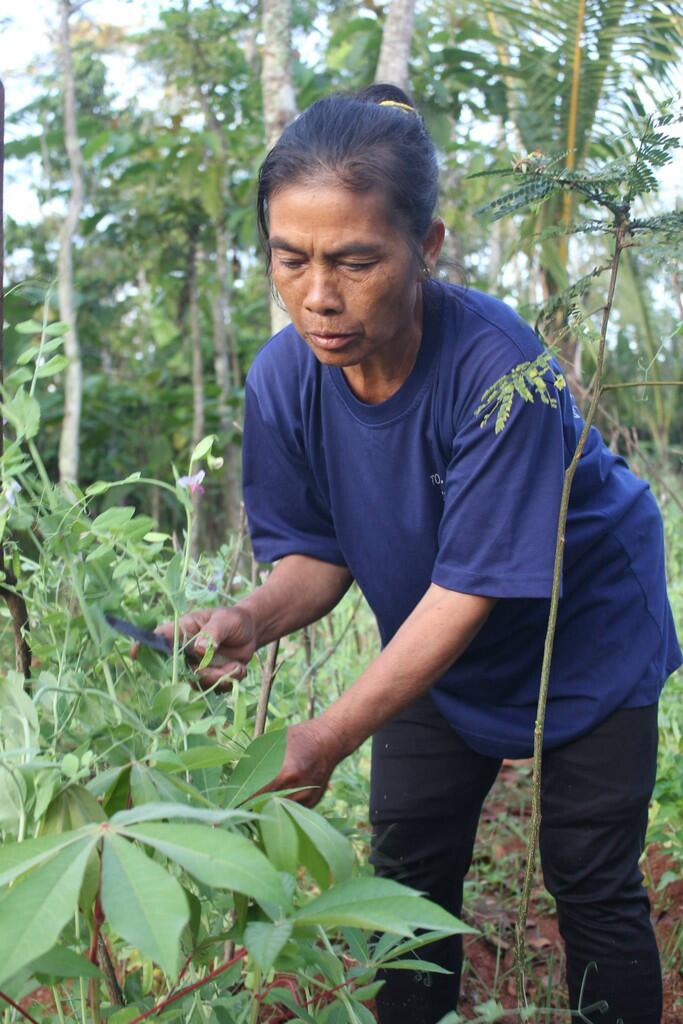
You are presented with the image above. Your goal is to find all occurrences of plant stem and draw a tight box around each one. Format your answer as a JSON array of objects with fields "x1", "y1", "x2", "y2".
[
  {"x1": 51, "y1": 986, "x2": 67, "y2": 1024},
  {"x1": 171, "y1": 499, "x2": 194, "y2": 690},
  {"x1": 124, "y1": 949, "x2": 247, "y2": 1024},
  {"x1": 224, "y1": 502, "x2": 247, "y2": 598},
  {"x1": 600, "y1": 379, "x2": 683, "y2": 391},
  {"x1": 74, "y1": 910, "x2": 88, "y2": 1024},
  {"x1": 249, "y1": 966, "x2": 262, "y2": 1024},
  {"x1": 26, "y1": 437, "x2": 122, "y2": 718},
  {"x1": 67, "y1": 561, "x2": 121, "y2": 721},
  {"x1": 0, "y1": 991, "x2": 39, "y2": 1024},
  {"x1": 514, "y1": 221, "x2": 627, "y2": 1003},
  {"x1": 254, "y1": 640, "x2": 280, "y2": 738}
]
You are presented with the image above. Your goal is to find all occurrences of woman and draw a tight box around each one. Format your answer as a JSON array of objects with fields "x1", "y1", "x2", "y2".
[{"x1": 161, "y1": 85, "x2": 681, "y2": 1023}]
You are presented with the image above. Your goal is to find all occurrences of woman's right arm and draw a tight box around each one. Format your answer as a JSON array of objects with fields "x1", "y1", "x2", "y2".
[{"x1": 155, "y1": 554, "x2": 352, "y2": 688}]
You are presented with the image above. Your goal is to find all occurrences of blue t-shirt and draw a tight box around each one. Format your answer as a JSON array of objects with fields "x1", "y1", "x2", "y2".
[{"x1": 243, "y1": 280, "x2": 681, "y2": 758}]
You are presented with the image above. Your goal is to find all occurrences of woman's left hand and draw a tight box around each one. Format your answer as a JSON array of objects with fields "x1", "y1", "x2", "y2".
[{"x1": 259, "y1": 719, "x2": 347, "y2": 808}]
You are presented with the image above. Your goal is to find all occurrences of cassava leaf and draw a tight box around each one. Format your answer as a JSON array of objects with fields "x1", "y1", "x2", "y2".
[
  {"x1": 259, "y1": 797, "x2": 299, "y2": 875},
  {"x1": 244, "y1": 920, "x2": 293, "y2": 973},
  {"x1": 281, "y1": 799, "x2": 354, "y2": 886},
  {"x1": 101, "y1": 833, "x2": 189, "y2": 979},
  {"x1": 293, "y1": 877, "x2": 473, "y2": 937},
  {"x1": 0, "y1": 836, "x2": 98, "y2": 985},
  {"x1": 0, "y1": 830, "x2": 88, "y2": 887},
  {"x1": 123, "y1": 822, "x2": 290, "y2": 911},
  {"x1": 225, "y1": 730, "x2": 286, "y2": 807}
]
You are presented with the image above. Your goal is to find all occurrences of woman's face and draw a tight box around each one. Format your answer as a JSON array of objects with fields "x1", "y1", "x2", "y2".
[{"x1": 268, "y1": 179, "x2": 443, "y2": 376}]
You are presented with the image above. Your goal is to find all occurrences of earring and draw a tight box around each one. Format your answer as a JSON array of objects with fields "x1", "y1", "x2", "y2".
[{"x1": 421, "y1": 263, "x2": 431, "y2": 279}]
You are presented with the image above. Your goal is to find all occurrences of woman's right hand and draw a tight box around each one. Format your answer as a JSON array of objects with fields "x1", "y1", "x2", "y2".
[{"x1": 154, "y1": 606, "x2": 258, "y2": 691}]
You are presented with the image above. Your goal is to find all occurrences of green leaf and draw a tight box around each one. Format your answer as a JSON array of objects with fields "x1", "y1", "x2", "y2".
[
  {"x1": 14, "y1": 319, "x2": 44, "y2": 334},
  {"x1": 34, "y1": 354, "x2": 70, "y2": 378},
  {"x1": 380, "y1": 958, "x2": 452, "y2": 974},
  {"x1": 294, "y1": 878, "x2": 473, "y2": 937},
  {"x1": 200, "y1": 163, "x2": 223, "y2": 221},
  {"x1": 123, "y1": 823, "x2": 290, "y2": 911},
  {"x1": 0, "y1": 836, "x2": 98, "y2": 985},
  {"x1": 29, "y1": 945, "x2": 104, "y2": 981},
  {"x1": 111, "y1": 803, "x2": 254, "y2": 827},
  {"x1": 0, "y1": 831, "x2": 86, "y2": 887},
  {"x1": 0, "y1": 669, "x2": 39, "y2": 755},
  {"x1": 189, "y1": 434, "x2": 217, "y2": 467},
  {"x1": 102, "y1": 765, "x2": 132, "y2": 818},
  {"x1": 1, "y1": 388, "x2": 41, "y2": 439},
  {"x1": 44, "y1": 321, "x2": 70, "y2": 337},
  {"x1": 225, "y1": 730, "x2": 286, "y2": 807},
  {"x1": 175, "y1": 745, "x2": 238, "y2": 772},
  {"x1": 261, "y1": 987, "x2": 317, "y2": 1024},
  {"x1": 6, "y1": 367, "x2": 33, "y2": 386},
  {"x1": 91, "y1": 506, "x2": 136, "y2": 533},
  {"x1": 85, "y1": 472, "x2": 142, "y2": 497},
  {"x1": 281, "y1": 800, "x2": 354, "y2": 886},
  {"x1": 16, "y1": 335, "x2": 66, "y2": 365},
  {"x1": 244, "y1": 920, "x2": 293, "y2": 973},
  {"x1": 259, "y1": 798, "x2": 299, "y2": 876},
  {"x1": 109, "y1": 1008, "x2": 150, "y2": 1024},
  {"x1": 101, "y1": 832, "x2": 189, "y2": 979}
]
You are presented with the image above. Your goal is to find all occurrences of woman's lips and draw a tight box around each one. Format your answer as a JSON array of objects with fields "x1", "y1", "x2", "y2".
[{"x1": 308, "y1": 332, "x2": 356, "y2": 350}]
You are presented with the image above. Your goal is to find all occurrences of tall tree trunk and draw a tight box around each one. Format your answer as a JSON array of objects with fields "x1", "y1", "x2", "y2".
[
  {"x1": 375, "y1": 0, "x2": 416, "y2": 90},
  {"x1": 57, "y1": 0, "x2": 84, "y2": 486},
  {"x1": 188, "y1": 237, "x2": 204, "y2": 561},
  {"x1": 261, "y1": 0, "x2": 297, "y2": 334}
]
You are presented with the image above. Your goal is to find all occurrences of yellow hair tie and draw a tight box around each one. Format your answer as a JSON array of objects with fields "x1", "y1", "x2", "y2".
[{"x1": 379, "y1": 99, "x2": 418, "y2": 116}]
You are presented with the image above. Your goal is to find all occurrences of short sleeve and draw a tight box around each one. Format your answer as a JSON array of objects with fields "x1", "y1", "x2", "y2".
[
  {"x1": 242, "y1": 383, "x2": 346, "y2": 567},
  {"x1": 431, "y1": 376, "x2": 566, "y2": 599}
]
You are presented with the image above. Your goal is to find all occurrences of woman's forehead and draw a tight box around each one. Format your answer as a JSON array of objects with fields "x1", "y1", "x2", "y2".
[{"x1": 268, "y1": 181, "x2": 401, "y2": 245}]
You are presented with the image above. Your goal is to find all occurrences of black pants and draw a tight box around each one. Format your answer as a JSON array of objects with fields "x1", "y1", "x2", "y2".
[{"x1": 369, "y1": 696, "x2": 661, "y2": 1024}]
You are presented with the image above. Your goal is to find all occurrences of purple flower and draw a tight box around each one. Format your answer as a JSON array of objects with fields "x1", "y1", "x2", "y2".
[
  {"x1": 177, "y1": 470, "x2": 205, "y2": 495},
  {"x1": 1, "y1": 480, "x2": 21, "y2": 512}
]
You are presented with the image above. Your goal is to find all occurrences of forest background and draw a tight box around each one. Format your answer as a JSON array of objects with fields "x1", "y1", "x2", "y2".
[{"x1": 0, "y1": 0, "x2": 682, "y2": 1020}]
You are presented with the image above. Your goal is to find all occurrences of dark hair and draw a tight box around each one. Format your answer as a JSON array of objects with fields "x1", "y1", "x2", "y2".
[{"x1": 256, "y1": 84, "x2": 439, "y2": 269}]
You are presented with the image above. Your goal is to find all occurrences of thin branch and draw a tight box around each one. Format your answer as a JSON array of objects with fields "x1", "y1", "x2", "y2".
[
  {"x1": 514, "y1": 219, "x2": 627, "y2": 1002},
  {"x1": 0, "y1": 991, "x2": 40, "y2": 1024},
  {"x1": 600, "y1": 380, "x2": 683, "y2": 391},
  {"x1": 300, "y1": 591, "x2": 364, "y2": 687},
  {"x1": 98, "y1": 934, "x2": 125, "y2": 1007},
  {"x1": 224, "y1": 502, "x2": 247, "y2": 598},
  {"x1": 254, "y1": 639, "x2": 281, "y2": 738},
  {"x1": 124, "y1": 949, "x2": 247, "y2": 1024}
]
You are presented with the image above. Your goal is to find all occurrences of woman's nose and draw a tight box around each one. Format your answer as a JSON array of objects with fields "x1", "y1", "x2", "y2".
[{"x1": 304, "y1": 269, "x2": 343, "y2": 315}]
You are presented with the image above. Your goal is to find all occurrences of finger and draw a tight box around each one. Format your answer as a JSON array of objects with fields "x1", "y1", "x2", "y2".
[
  {"x1": 154, "y1": 621, "x2": 175, "y2": 643},
  {"x1": 195, "y1": 661, "x2": 246, "y2": 687},
  {"x1": 155, "y1": 612, "x2": 209, "y2": 645},
  {"x1": 192, "y1": 608, "x2": 241, "y2": 655}
]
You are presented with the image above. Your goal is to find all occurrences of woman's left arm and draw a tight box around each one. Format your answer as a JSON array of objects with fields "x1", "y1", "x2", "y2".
[{"x1": 261, "y1": 585, "x2": 496, "y2": 806}]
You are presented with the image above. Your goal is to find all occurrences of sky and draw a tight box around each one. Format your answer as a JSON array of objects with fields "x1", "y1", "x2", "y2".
[
  {"x1": 1, "y1": 0, "x2": 164, "y2": 222},
  {"x1": 1, "y1": 0, "x2": 681, "y2": 226}
]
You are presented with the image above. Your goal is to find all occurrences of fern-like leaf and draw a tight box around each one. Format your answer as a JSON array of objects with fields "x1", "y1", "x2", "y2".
[{"x1": 475, "y1": 352, "x2": 566, "y2": 434}]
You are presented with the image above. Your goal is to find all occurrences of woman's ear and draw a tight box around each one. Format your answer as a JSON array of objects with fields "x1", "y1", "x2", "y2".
[{"x1": 421, "y1": 218, "x2": 446, "y2": 274}]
